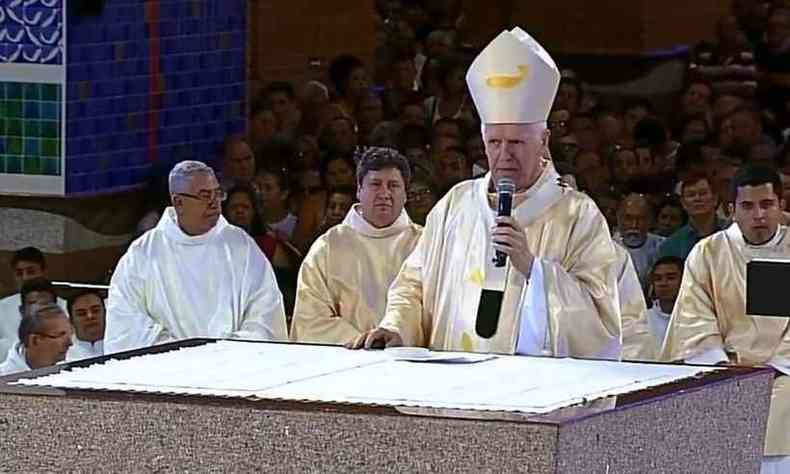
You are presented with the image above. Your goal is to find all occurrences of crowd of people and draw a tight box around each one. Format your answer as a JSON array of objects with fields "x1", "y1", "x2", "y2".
[{"x1": 1, "y1": 0, "x2": 790, "y2": 470}]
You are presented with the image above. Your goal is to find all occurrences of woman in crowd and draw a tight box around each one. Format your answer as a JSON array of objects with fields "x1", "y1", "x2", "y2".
[
  {"x1": 255, "y1": 167, "x2": 298, "y2": 241},
  {"x1": 423, "y1": 56, "x2": 475, "y2": 130},
  {"x1": 222, "y1": 184, "x2": 301, "y2": 321},
  {"x1": 328, "y1": 54, "x2": 371, "y2": 119}
]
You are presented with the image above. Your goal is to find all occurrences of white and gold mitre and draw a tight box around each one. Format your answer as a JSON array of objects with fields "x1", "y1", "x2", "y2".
[{"x1": 466, "y1": 27, "x2": 560, "y2": 124}]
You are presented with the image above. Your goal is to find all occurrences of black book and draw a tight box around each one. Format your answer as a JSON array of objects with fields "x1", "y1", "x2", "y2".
[{"x1": 746, "y1": 259, "x2": 790, "y2": 318}]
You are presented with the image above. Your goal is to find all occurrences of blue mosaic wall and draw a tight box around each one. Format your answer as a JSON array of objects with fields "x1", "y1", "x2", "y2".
[
  {"x1": 0, "y1": 0, "x2": 65, "y2": 183},
  {"x1": 0, "y1": 0, "x2": 246, "y2": 194},
  {"x1": 65, "y1": 0, "x2": 246, "y2": 194}
]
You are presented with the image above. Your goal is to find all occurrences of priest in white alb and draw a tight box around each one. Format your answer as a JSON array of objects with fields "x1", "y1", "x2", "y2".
[
  {"x1": 290, "y1": 148, "x2": 422, "y2": 344},
  {"x1": 105, "y1": 161, "x2": 288, "y2": 353},
  {"x1": 351, "y1": 28, "x2": 621, "y2": 358},
  {"x1": 660, "y1": 165, "x2": 790, "y2": 472}
]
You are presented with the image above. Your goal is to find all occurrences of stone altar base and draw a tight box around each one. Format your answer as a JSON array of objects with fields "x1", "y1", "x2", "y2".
[{"x1": 0, "y1": 341, "x2": 773, "y2": 473}]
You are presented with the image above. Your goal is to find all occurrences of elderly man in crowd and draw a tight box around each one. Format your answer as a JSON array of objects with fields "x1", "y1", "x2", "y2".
[
  {"x1": 352, "y1": 28, "x2": 621, "y2": 358},
  {"x1": 615, "y1": 193, "x2": 665, "y2": 286},
  {"x1": 291, "y1": 148, "x2": 422, "y2": 344},
  {"x1": 0, "y1": 303, "x2": 72, "y2": 376},
  {"x1": 105, "y1": 161, "x2": 287, "y2": 354}
]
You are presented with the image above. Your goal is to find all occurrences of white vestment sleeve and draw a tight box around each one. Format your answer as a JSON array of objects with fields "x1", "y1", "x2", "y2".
[
  {"x1": 762, "y1": 456, "x2": 790, "y2": 473},
  {"x1": 104, "y1": 249, "x2": 166, "y2": 354},
  {"x1": 516, "y1": 260, "x2": 549, "y2": 355},
  {"x1": 767, "y1": 357, "x2": 790, "y2": 376},
  {"x1": 685, "y1": 347, "x2": 728, "y2": 365},
  {"x1": 233, "y1": 240, "x2": 288, "y2": 341}
]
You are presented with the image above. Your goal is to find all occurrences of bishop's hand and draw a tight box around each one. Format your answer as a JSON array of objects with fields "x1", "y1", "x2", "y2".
[
  {"x1": 491, "y1": 216, "x2": 534, "y2": 278},
  {"x1": 346, "y1": 328, "x2": 403, "y2": 350}
]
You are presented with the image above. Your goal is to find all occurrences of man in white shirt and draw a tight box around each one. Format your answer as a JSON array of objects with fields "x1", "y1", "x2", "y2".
[
  {"x1": 0, "y1": 248, "x2": 65, "y2": 362},
  {"x1": 0, "y1": 303, "x2": 72, "y2": 376},
  {"x1": 645, "y1": 256, "x2": 683, "y2": 349},
  {"x1": 66, "y1": 290, "x2": 105, "y2": 361},
  {"x1": 105, "y1": 161, "x2": 288, "y2": 354}
]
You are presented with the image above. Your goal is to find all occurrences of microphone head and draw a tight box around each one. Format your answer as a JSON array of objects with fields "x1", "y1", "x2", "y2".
[{"x1": 496, "y1": 177, "x2": 515, "y2": 194}]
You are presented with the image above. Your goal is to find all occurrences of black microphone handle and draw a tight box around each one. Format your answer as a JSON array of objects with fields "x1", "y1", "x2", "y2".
[{"x1": 493, "y1": 191, "x2": 513, "y2": 267}]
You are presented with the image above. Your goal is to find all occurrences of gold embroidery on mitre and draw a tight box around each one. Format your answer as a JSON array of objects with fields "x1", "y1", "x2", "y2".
[{"x1": 485, "y1": 65, "x2": 529, "y2": 89}]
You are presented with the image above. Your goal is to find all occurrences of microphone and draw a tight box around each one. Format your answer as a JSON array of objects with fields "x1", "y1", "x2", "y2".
[
  {"x1": 493, "y1": 177, "x2": 515, "y2": 267},
  {"x1": 476, "y1": 178, "x2": 514, "y2": 339}
]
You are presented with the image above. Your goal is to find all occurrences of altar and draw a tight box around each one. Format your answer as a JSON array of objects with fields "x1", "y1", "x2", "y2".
[{"x1": 0, "y1": 339, "x2": 773, "y2": 473}]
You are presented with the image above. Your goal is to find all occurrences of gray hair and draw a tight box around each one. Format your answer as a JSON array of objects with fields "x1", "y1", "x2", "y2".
[
  {"x1": 18, "y1": 303, "x2": 67, "y2": 345},
  {"x1": 168, "y1": 160, "x2": 216, "y2": 195}
]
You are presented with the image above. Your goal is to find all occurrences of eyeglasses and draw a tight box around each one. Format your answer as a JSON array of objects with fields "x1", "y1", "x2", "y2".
[
  {"x1": 177, "y1": 189, "x2": 227, "y2": 203},
  {"x1": 34, "y1": 331, "x2": 71, "y2": 340},
  {"x1": 549, "y1": 120, "x2": 568, "y2": 129}
]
